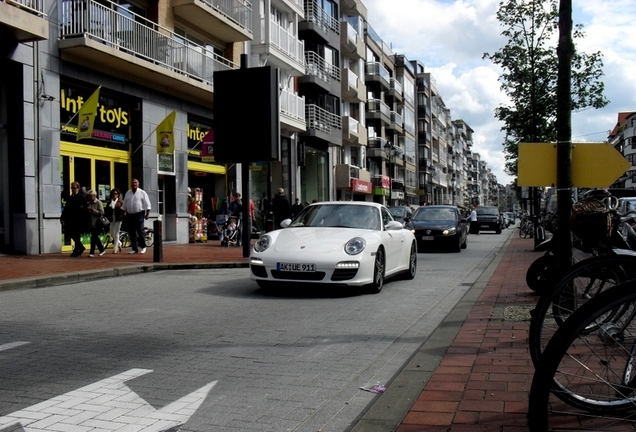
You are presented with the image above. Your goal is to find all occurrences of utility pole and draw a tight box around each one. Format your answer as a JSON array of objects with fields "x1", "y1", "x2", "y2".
[{"x1": 556, "y1": 0, "x2": 574, "y2": 272}]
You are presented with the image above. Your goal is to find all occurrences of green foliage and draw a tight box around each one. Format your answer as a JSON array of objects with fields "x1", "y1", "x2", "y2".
[{"x1": 483, "y1": 0, "x2": 609, "y2": 177}]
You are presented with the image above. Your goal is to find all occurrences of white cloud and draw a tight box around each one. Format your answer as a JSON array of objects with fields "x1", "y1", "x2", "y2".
[{"x1": 361, "y1": 0, "x2": 636, "y2": 185}]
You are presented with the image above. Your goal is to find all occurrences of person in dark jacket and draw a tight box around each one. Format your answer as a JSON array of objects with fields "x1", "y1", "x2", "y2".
[
  {"x1": 61, "y1": 181, "x2": 88, "y2": 257},
  {"x1": 272, "y1": 188, "x2": 292, "y2": 228},
  {"x1": 291, "y1": 198, "x2": 304, "y2": 218}
]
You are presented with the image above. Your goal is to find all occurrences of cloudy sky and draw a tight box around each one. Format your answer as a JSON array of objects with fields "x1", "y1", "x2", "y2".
[{"x1": 361, "y1": 0, "x2": 636, "y2": 185}]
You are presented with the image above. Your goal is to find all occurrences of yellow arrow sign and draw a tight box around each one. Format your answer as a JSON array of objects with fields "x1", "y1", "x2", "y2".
[{"x1": 518, "y1": 142, "x2": 631, "y2": 187}]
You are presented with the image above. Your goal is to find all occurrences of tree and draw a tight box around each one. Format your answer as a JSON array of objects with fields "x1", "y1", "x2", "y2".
[{"x1": 483, "y1": 0, "x2": 608, "y2": 177}]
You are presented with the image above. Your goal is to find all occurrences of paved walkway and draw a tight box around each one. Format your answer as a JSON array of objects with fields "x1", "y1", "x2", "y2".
[{"x1": 0, "y1": 235, "x2": 541, "y2": 431}]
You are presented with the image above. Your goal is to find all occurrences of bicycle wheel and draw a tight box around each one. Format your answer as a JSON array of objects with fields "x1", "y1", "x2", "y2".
[
  {"x1": 526, "y1": 254, "x2": 558, "y2": 294},
  {"x1": 119, "y1": 231, "x2": 131, "y2": 248},
  {"x1": 528, "y1": 254, "x2": 635, "y2": 368},
  {"x1": 144, "y1": 229, "x2": 154, "y2": 247},
  {"x1": 529, "y1": 282, "x2": 636, "y2": 431}
]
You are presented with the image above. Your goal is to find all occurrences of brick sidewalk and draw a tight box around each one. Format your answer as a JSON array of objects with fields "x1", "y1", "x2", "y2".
[{"x1": 397, "y1": 235, "x2": 538, "y2": 432}]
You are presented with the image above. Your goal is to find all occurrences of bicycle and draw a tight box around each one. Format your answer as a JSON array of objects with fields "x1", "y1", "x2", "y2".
[
  {"x1": 528, "y1": 252, "x2": 636, "y2": 368},
  {"x1": 528, "y1": 280, "x2": 636, "y2": 430},
  {"x1": 103, "y1": 227, "x2": 153, "y2": 250}
]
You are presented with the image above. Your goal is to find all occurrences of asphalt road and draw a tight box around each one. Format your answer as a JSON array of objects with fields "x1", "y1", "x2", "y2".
[{"x1": 0, "y1": 228, "x2": 514, "y2": 432}]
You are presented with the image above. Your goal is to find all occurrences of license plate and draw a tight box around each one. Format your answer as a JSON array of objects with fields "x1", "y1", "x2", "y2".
[
  {"x1": 277, "y1": 262, "x2": 316, "y2": 272},
  {"x1": 481, "y1": 225, "x2": 490, "y2": 228},
  {"x1": 421, "y1": 236, "x2": 434, "y2": 241}
]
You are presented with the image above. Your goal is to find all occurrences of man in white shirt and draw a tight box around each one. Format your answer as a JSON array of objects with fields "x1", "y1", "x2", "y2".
[
  {"x1": 121, "y1": 178, "x2": 152, "y2": 254},
  {"x1": 469, "y1": 204, "x2": 478, "y2": 235}
]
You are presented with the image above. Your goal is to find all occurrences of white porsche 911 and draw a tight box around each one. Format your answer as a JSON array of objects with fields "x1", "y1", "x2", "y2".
[{"x1": 250, "y1": 202, "x2": 417, "y2": 293}]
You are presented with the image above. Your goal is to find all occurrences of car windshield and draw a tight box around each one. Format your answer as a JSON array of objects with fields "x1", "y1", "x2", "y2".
[
  {"x1": 390, "y1": 208, "x2": 405, "y2": 217},
  {"x1": 476, "y1": 207, "x2": 499, "y2": 216},
  {"x1": 413, "y1": 207, "x2": 457, "y2": 221},
  {"x1": 289, "y1": 204, "x2": 381, "y2": 230}
]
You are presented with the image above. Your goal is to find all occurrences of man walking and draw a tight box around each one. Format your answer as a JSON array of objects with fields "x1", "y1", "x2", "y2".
[
  {"x1": 272, "y1": 188, "x2": 291, "y2": 229},
  {"x1": 469, "y1": 204, "x2": 479, "y2": 235},
  {"x1": 61, "y1": 181, "x2": 88, "y2": 257},
  {"x1": 121, "y1": 178, "x2": 152, "y2": 254}
]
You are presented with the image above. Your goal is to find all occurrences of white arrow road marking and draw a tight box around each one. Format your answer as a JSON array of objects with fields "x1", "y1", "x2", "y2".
[
  {"x1": 0, "y1": 342, "x2": 30, "y2": 352},
  {"x1": 0, "y1": 368, "x2": 217, "y2": 432}
]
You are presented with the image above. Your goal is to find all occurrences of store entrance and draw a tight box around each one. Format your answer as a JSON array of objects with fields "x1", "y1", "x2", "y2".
[{"x1": 60, "y1": 142, "x2": 130, "y2": 251}]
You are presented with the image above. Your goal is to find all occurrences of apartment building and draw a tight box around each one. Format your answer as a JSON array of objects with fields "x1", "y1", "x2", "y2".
[
  {"x1": 335, "y1": 0, "x2": 370, "y2": 201},
  {"x1": 609, "y1": 111, "x2": 636, "y2": 188}
]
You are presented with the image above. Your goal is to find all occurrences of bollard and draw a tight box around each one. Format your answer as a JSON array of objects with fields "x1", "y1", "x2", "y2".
[{"x1": 153, "y1": 219, "x2": 163, "y2": 263}]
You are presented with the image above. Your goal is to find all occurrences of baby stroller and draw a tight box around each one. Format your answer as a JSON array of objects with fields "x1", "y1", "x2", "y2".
[{"x1": 220, "y1": 215, "x2": 241, "y2": 247}]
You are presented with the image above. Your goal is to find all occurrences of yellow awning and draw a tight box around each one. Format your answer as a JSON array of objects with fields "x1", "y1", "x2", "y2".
[{"x1": 187, "y1": 161, "x2": 226, "y2": 175}]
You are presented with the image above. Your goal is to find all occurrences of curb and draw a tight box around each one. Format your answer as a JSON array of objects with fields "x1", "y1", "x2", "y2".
[{"x1": 0, "y1": 262, "x2": 250, "y2": 291}]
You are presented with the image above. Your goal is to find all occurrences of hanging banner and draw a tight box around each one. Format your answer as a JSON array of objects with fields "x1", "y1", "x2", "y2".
[
  {"x1": 156, "y1": 111, "x2": 177, "y2": 154},
  {"x1": 200, "y1": 129, "x2": 214, "y2": 162},
  {"x1": 76, "y1": 86, "x2": 102, "y2": 140}
]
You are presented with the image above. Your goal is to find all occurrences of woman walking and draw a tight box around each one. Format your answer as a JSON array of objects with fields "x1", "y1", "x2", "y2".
[{"x1": 105, "y1": 188, "x2": 124, "y2": 253}]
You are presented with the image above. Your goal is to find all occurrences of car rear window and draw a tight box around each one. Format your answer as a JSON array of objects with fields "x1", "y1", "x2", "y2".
[{"x1": 476, "y1": 207, "x2": 499, "y2": 216}]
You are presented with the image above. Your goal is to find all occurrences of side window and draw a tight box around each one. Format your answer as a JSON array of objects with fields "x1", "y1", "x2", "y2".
[{"x1": 381, "y1": 208, "x2": 393, "y2": 227}]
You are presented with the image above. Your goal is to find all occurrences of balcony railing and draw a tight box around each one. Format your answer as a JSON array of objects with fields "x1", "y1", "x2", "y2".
[
  {"x1": 304, "y1": 1, "x2": 339, "y2": 35},
  {"x1": 269, "y1": 18, "x2": 305, "y2": 67},
  {"x1": 365, "y1": 62, "x2": 390, "y2": 87},
  {"x1": 199, "y1": 0, "x2": 252, "y2": 33},
  {"x1": 390, "y1": 111, "x2": 403, "y2": 128},
  {"x1": 9, "y1": 0, "x2": 46, "y2": 16},
  {"x1": 367, "y1": 136, "x2": 388, "y2": 150},
  {"x1": 305, "y1": 51, "x2": 341, "y2": 83},
  {"x1": 366, "y1": 98, "x2": 390, "y2": 119},
  {"x1": 305, "y1": 104, "x2": 342, "y2": 134},
  {"x1": 280, "y1": 88, "x2": 305, "y2": 123},
  {"x1": 60, "y1": 0, "x2": 237, "y2": 86},
  {"x1": 390, "y1": 77, "x2": 402, "y2": 95}
]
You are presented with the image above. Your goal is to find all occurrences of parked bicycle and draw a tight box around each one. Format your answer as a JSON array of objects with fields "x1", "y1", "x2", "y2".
[
  {"x1": 104, "y1": 227, "x2": 153, "y2": 250},
  {"x1": 518, "y1": 212, "x2": 534, "y2": 238},
  {"x1": 528, "y1": 280, "x2": 636, "y2": 430}
]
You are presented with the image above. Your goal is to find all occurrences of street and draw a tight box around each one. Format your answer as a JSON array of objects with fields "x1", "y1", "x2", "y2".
[{"x1": 0, "y1": 228, "x2": 514, "y2": 432}]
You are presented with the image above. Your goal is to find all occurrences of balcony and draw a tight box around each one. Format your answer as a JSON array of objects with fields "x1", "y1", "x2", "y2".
[
  {"x1": 1, "y1": 0, "x2": 48, "y2": 41},
  {"x1": 172, "y1": 0, "x2": 252, "y2": 43},
  {"x1": 364, "y1": 61, "x2": 390, "y2": 90},
  {"x1": 340, "y1": 0, "x2": 367, "y2": 17},
  {"x1": 301, "y1": 1, "x2": 339, "y2": 42},
  {"x1": 340, "y1": 21, "x2": 364, "y2": 60},
  {"x1": 366, "y1": 136, "x2": 389, "y2": 159},
  {"x1": 280, "y1": 87, "x2": 306, "y2": 133},
  {"x1": 304, "y1": 104, "x2": 342, "y2": 144},
  {"x1": 389, "y1": 110, "x2": 403, "y2": 133},
  {"x1": 366, "y1": 98, "x2": 390, "y2": 125},
  {"x1": 341, "y1": 68, "x2": 365, "y2": 102},
  {"x1": 335, "y1": 164, "x2": 371, "y2": 190},
  {"x1": 389, "y1": 77, "x2": 402, "y2": 101},
  {"x1": 59, "y1": 0, "x2": 237, "y2": 106},
  {"x1": 251, "y1": 17, "x2": 305, "y2": 76},
  {"x1": 342, "y1": 116, "x2": 367, "y2": 146},
  {"x1": 301, "y1": 51, "x2": 340, "y2": 91}
]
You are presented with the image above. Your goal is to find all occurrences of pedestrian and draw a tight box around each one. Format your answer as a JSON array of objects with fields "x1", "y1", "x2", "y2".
[
  {"x1": 105, "y1": 188, "x2": 124, "y2": 253},
  {"x1": 272, "y1": 188, "x2": 291, "y2": 228},
  {"x1": 121, "y1": 178, "x2": 151, "y2": 254},
  {"x1": 86, "y1": 189, "x2": 106, "y2": 257},
  {"x1": 248, "y1": 197, "x2": 256, "y2": 222},
  {"x1": 469, "y1": 204, "x2": 479, "y2": 235},
  {"x1": 229, "y1": 192, "x2": 242, "y2": 217},
  {"x1": 61, "y1": 181, "x2": 88, "y2": 257},
  {"x1": 259, "y1": 192, "x2": 270, "y2": 230},
  {"x1": 291, "y1": 198, "x2": 304, "y2": 218}
]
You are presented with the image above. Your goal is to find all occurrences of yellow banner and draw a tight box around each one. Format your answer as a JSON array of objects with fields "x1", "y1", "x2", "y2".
[
  {"x1": 76, "y1": 86, "x2": 101, "y2": 140},
  {"x1": 156, "y1": 111, "x2": 177, "y2": 154}
]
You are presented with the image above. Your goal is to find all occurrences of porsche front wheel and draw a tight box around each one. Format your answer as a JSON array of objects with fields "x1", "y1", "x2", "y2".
[{"x1": 367, "y1": 248, "x2": 385, "y2": 294}]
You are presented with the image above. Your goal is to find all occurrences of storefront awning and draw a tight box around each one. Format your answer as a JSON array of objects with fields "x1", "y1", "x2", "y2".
[{"x1": 187, "y1": 161, "x2": 226, "y2": 175}]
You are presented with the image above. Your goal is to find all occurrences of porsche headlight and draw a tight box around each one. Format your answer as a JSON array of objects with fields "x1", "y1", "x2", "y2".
[
  {"x1": 254, "y1": 235, "x2": 272, "y2": 252},
  {"x1": 442, "y1": 227, "x2": 457, "y2": 235},
  {"x1": 345, "y1": 237, "x2": 366, "y2": 255}
]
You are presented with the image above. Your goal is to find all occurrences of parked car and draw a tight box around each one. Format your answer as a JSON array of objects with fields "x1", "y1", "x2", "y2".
[
  {"x1": 504, "y1": 211, "x2": 516, "y2": 226},
  {"x1": 388, "y1": 206, "x2": 414, "y2": 226},
  {"x1": 470, "y1": 206, "x2": 503, "y2": 234},
  {"x1": 249, "y1": 202, "x2": 417, "y2": 294},
  {"x1": 406, "y1": 205, "x2": 468, "y2": 252}
]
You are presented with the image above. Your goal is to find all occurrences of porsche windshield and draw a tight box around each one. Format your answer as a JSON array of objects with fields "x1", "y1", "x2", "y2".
[{"x1": 289, "y1": 204, "x2": 381, "y2": 230}]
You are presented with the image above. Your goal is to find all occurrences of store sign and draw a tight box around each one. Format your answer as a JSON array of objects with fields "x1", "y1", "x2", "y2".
[
  {"x1": 373, "y1": 187, "x2": 389, "y2": 197},
  {"x1": 380, "y1": 176, "x2": 390, "y2": 188},
  {"x1": 351, "y1": 179, "x2": 372, "y2": 194},
  {"x1": 187, "y1": 119, "x2": 218, "y2": 164},
  {"x1": 158, "y1": 154, "x2": 174, "y2": 174},
  {"x1": 59, "y1": 81, "x2": 132, "y2": 144}
]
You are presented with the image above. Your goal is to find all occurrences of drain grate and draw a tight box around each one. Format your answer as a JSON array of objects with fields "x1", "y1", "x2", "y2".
[{"x1": 496, "y1": 304, "x2": 534, "y2": 322}]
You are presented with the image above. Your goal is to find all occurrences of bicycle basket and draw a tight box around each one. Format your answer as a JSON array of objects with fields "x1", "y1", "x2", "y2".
[{"x1": 570, "y1": 199, "x2": 613, "y2": 241}]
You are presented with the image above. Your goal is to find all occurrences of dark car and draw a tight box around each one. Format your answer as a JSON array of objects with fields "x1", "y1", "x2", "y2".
[
  {"x1": 406, "y1": 205, "x2": 468, "y2": 252},
  {"x1": 388, "y1": 206, "x2": 413, "y2": 226},
  {"x1": 471, "y1": 206, "x2": 503, "y2": 234}
]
